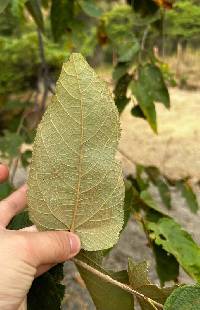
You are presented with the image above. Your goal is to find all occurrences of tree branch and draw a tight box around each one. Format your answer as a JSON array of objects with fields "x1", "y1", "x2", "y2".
[{"x1": 74, "y1": 258, "x2": 163, "y2": 309}]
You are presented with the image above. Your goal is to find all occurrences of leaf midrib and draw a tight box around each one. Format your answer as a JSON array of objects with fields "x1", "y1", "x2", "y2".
[{"x1": 70, "y1": 57, "x2": 84, "y2": 231}]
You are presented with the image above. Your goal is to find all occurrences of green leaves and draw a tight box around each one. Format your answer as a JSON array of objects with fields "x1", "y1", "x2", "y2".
[
  {"x1": 148, "y1": 217, "x2": 200, "y2": 282},
  {"x1": 26, "y1": 0, "x2": 44, "y2": 31},
  {"x1": 0, "y1": 130, "x2": 23, "y2": 159},
  {"x1": 164, "y1": 285, "x2": 200, "y2": 310},
  {"x1": 50, "y1": 0, "x2": 74, "y2": 41},
  {"x1": 76, "y1": 251, "x2": 134, "y2": 310},
  {"x1": 78, "y1": 0, "x2": 102, "y2": 18},
  {"x1": 177, "y1": 180, "x2": 199, "y2": 214},
  {"x1": 128, "y1": 259, "x2": 176, "y2": 309},
  {"x1": 131, "y1": 64, "x2": 170, "y2": 133},
  {"x1": 28, "y1": 53, "x2": 124, "y2": 251},
  {"x1": 0, "y1": 0, "x2": 10, "y2": 14}
]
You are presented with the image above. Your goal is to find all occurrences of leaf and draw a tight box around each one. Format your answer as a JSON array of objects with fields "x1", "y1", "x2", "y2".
[
  {"x1": 21, "y1": 150, "x2": 32, "y2": 168},
  {"x1": 76, "y1": 251, "x2": 134, "y2": 310},
  {"x1": 8, "y1": 211, "x2": 33, "y2": 230},
  {"x1": 145, "y1": 167, "x2": 172, "y2": 209},
  {"x1": 11, "y1": 0, "x2": 27, "y2": 19},
  {"x1": 152, "y1": 244, "x2": 179, "y2": 286},
  {"x1": 78, "y1": 0, "x2": 102, "y2": 17},
  {"x1": 28, "y1": 53, "x2": 124, "y2": 251},
  {"x1": 26, "y1": 0, "x2": 44, "y2": 31},
  {"x1": 131, "y1": 105, "x2": 146, "y2": 119},
  {"x1": 148, "y1": 217, "x2": 200, "y2": 282},
  {"x1": 176, "y1": 180, "x2": 199, "y2": 214},
  {"x1": 50, "y1": 0, "x2": 74, "y2": 41},
  {"x1": 102, "y1": 5, "x2": 140, "y2": 62},
  {"x1": 164, "y1": 284, "x2": 200, "y2": 310},
  {"x1": 0, "y1": 182, "x2": 13, "y2": 200},
  {"x1": 131, "y1": 79, "x2": 157, "y2": 133},
  {"x1": 0, "y1": 0, "x2": 10, "y2": 14},
  {"x1": 131, "y1": 64, "x2": 170, "y2": 133},
  {"x1": 27, "y1": 272, "x2": 65, "y2": 310},
  {"x1": 114, "y1": 73, "x2": 132, "y2": 113},
  {"x1": 128, "y1": 259, "x2": 177, "y2": 310},
  {"x1": 0, "y1": 130, "x2": 23, "y2": 159}
]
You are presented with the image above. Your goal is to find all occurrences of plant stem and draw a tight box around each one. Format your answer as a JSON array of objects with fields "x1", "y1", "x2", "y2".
[{"x1": 74, "y1": 258, "x2": 163, "y2": 309}]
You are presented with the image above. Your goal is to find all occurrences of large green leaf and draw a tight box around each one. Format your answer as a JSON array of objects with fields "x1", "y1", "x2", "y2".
[
  {"x1": 131, "y1": 64, "x2": 170, "y2": 133},
  {"x1": 148, "y1": 217, "x2": 200, "y2": 282},
  {"x1": 164, "y1": 285, "x2": 200, "y2": 310},
  {"x1": 76, "y1": 251, "x2": 134, "y2": 310},
  {"x1": 28, "y1": 53, "x2": 124, "y2": 251},
  {"x1": 114, "y1": 73, "x2": 132, "y2": 113},
  {"x1": 0, "y1": 0, "x2": 10, "y2": 14}
]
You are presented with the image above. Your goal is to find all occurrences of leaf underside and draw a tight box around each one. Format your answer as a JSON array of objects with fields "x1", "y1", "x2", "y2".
[{"x1": 28, "y1": 53, "x2": 124, "y2": 251}]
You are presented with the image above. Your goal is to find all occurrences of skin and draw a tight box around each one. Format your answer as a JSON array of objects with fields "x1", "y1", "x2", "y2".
[{"x1": 0, "y1": 164, "x2": 81, "y2": 310}]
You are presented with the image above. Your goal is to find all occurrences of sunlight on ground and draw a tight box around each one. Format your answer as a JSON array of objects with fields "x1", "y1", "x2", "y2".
[{"x1": 119, "y1": 88, "x2": 200, "y2": 180}]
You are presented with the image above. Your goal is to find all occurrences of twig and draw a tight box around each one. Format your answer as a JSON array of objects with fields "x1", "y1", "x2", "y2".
[
  {"x1": 37, "y1": 29, "x2": 54, "y2": 114},
  {"x1": 74, "y1": 258, "x2": 163, "y2": 309}
]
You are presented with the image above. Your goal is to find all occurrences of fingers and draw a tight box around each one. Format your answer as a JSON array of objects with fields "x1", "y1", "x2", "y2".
[
  {"x1": 0, "y1": 185, "x2": 27, "y2": 227},
  {"x1": 0, "y1": 164, "x2": 9, "y2": 183},
  {"x1": 24, "y1": 231, "x2": 81, "y2": 267}
]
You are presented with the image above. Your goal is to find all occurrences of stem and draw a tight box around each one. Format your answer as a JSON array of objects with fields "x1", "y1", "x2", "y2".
[
  {"x1": 74, "y1": 258, "x2": 163, "y2": 309},
  {"x1": 37, "y1": 29, "x2": 54, "y2": 114}
]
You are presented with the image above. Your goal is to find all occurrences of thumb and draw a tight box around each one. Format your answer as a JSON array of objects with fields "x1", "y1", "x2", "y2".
[{"x1": 25, "y1": 231, "x2": 81, "y2": 267}]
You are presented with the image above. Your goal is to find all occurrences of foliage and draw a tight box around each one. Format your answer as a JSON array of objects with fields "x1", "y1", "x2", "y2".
[
  {"x1": 0, "y1": 0, "x2": 200, "y2": 309},
  {"x1": 166, "y1": 0, "x2": 200, "y2": 41},
  {"x1": 164, "y1": 284, "x2": 200, "y2": 310}
]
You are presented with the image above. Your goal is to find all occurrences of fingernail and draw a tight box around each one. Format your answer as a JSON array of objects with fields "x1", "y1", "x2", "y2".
[{"x1": 68, "y1": 232, "x2": 81, "y2": 256}]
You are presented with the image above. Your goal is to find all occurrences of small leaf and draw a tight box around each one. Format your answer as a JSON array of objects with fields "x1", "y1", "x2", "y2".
[
  {"x1": 152, "y1": 244, "x2": 179, "y2": 286},
  {"x1": 50, "y1": 0, "x2": 74, "y2": 41},
  {"x1": 148, "y1": 217, "x2": 200, "y2": 282},
  {"x1": 0, "y1": 130, "x2": 23, "y2": 159},
  {"x1": 8, "y1": 211, "x2": 32, "y2": 230},
  {"x1": 164, "y1": 284, "x2": 200, "y2": 310},
  {"x1": 21, "y1": 150, "x2": 32, "y2": 167},
  {"x1": 28, "y1": 53, "x2": 124, "y2": 251},
  {"x1": 176, "y1": 180, "x2": 199, "y2": 214},
  {"x1": 131, "y1": 64, "x2": 170, "y2": 133},
  {"x1": 0, "y1": 182, "x2": 13, "y2": 200},
  {"x1": 128, "y1": 259, "x2": 177, "y2": 309},
  {"x1": 131, "y1": 79, "x2": 157, "y2": 133},
  {"x1": 131, "y1": 105, "x2": 146, "y2": 119},
  {"x1": 114, "y1": 73, "x2": 132, "y2": 113},
  {"x1": 76, "y1": 251, "x2": 134, "y2": 310},
  {"x1": 0, "y1": 0, "x2": 10, "y2": 14},
  {"x1": 78, "y1": 0, "x2": 102, "y2": 17},
  {"x1": 26, "y1": 0, "x2": 44, "y2": 31}
]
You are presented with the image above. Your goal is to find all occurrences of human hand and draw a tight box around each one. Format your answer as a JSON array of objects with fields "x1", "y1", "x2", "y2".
[{"x1": 0, "y1": 164, "x2": 81, "y2": 310}]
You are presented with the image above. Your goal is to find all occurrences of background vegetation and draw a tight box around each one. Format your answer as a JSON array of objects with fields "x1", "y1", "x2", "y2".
[{"x1": 0, "y1": 0, "x2": 200, "y2": 309}]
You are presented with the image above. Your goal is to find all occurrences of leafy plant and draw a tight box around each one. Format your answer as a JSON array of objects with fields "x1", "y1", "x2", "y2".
[{"x1": 1, "y1": 0, "x2": 200, "y2": 309}]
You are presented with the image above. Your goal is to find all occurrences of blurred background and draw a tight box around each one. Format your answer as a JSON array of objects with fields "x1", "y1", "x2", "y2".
[{"x1": 0, "y1": 0, "x2": 200, "y2": 309}]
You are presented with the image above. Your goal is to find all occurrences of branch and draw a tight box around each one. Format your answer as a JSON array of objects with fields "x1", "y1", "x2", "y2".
[
  {"x1": 37, "y1": 29, "x2": 55, "y2": 114},
  {"x1": 74, "y1": 258, "x2": 163, "y2": 309}
]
